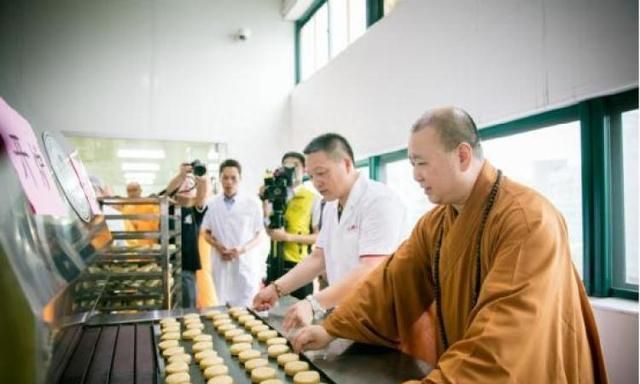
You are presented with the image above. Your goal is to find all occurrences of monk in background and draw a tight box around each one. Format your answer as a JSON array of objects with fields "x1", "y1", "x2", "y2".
[
  {"x1": 121, "y1": 182, "x2": 159, "y2": 247},
  {"x1": 197, "y1": 231, "x2": 218, "y2": 307},
  {"x1": 292, "y1": 107, "x2": 608, "y2": 383}
]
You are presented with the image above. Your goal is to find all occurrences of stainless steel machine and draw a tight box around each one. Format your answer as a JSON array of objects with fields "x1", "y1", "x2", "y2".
[{"x1": 0, "y1": 109, "x2": 429, "y2": 383}]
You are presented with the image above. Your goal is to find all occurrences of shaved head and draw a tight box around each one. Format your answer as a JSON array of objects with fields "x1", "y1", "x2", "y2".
[
  {"x1": 411, "y1": 107, "x2": 483, "y2": 159},
  {"x1": 126, "y1": 182, "x2": 142, "y2": 198}
]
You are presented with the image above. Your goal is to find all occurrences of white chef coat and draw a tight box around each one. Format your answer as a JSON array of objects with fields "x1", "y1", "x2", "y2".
[
  {"x1": 201, "y1": 192, "x2": 265, "y2": 307},
  {"x1": 316, "y1": 173, "x2": 406, "y2": 285}
]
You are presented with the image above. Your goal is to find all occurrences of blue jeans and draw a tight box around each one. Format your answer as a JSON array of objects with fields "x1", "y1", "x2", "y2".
[{"x1": 181, "y1": 271, "x2": 197, "y2": 308}]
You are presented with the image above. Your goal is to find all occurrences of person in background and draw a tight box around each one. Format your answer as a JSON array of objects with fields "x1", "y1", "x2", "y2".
[
  {"x1": 121, "y1": 181, "x2": 159, "y2": 247},
  {"x1": 201, "y1": 159, "x2": 265, "y2": 307},
  {"x1": 253, "y1": 133, "x2": 406, "y2": 331},
  {"x1": 163, "y1": 163, "x2": 211, "y2": 308},
  {"x1": 90, "y1": 175, "x2": 126, "y2": 247},
  {"x1": 263, "y1": 151, "x2": 322, "y2": 299},
  {"x1": 291, "y1": 107, "x2": 608, "y2": 384}
]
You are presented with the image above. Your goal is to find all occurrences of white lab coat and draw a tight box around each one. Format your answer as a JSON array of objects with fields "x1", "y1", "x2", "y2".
[
  {"x1": 201, "y1": 193, "x2": 265, "y2": 307},
  {"x1": 317, "y1": 173, "x2": 407, "y2": 285}
]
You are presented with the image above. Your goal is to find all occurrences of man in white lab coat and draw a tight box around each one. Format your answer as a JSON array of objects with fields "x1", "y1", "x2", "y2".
[{"x1": 201, "y1": 159, "x2": 265, "y2": 307}]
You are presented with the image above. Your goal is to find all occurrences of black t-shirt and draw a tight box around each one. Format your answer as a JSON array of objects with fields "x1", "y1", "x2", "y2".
[{"x1": 171, "y1": 205, "x2": 207, "y2": 272}]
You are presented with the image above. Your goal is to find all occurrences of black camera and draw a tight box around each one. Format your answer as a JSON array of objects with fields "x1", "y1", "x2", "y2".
[
  {"x1": 260, "y1": 166, "x2": 295, "y2": 229},
  {"x1": 189, "y1": 159, "x2": 207, "y2": 177}
]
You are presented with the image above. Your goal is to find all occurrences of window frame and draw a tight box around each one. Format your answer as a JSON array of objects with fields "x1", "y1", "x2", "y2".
[
  {"x1": 605, "y1": 91, "x2": 639, "y2": 298},
  {"x1": 361, "y1": 89, "x2": 638, "y2": 301}
]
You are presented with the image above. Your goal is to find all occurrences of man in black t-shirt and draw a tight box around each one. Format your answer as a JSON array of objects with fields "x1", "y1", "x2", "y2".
[{"x1": 164, "y1": 163, "x2": 210, "y2": 308}]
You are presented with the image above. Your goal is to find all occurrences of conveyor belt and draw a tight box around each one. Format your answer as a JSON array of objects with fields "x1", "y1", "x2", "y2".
[
  {"x1": 46, "y1": 305, "x2": 428, "y2": 384},
  {"x1": 50, "y1": 323, "x2": 158, "y2": 384}
]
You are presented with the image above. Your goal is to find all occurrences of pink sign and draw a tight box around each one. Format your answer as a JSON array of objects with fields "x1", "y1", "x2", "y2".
[
  {"x1": 0, "y1": 98, "x2": 66, "y2": 216},
  {"x1": 70, "y1": 152, "x2": 102, "y2": 215}
]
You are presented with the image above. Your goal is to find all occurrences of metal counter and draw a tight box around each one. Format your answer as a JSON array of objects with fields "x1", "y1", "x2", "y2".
[
  {"x1": 257, "y1": 296, "x2": 432, "y2": 384},
  {"x1": 64, "y1": 300, "x2": 431, "y2": 384}
]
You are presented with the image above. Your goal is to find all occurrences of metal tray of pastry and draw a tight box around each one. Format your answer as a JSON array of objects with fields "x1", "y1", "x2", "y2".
[{"x1": 154, "y1": 307, "x2": 335, "y2": 384}]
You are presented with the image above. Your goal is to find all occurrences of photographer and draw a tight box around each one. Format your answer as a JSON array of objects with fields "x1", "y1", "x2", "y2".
[
  {"x1": 262, "y1": 152, "x2": 321, "y2": 299},
  {"x1": 163, "y1": 160, "x2": 211, "y2": 308}
]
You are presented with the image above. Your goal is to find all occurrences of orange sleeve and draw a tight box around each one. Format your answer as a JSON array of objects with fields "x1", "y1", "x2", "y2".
[{"x1": 323, "y1": 214, "x2": 436, "y2": 351}]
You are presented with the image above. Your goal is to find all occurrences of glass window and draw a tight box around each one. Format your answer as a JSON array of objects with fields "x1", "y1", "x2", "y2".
[
  {"x1": 300, "y1": 3, "x2": 329, "y2": 82},
  {"x1": 328, "y1": 0, "x2": 366, "y2": 57},
  {"x1": 384, "y1": 0, "x2": 402, "y2": 15},
  {"x1": 329, "y1": 0, "x2": 348, "y2": 57},
  {"x1": 299, "y1": 21, "x2": 315, "y2": 82},
  {"x1": 482, "y1": 122, "x2": 584, "y2": 276},
  {"x1": 620, "y1": 110, "x2": 638, "y2": 286},
  {"x1": 314, "y1": 3, "x2": 329, "y2": 70},
  {"x1": 347, "y1": 0, "x2": 367, "y2": 43},
  {"x1": 383, "y1": 159, "x2": 435, "y2": 239},
  {"x1": 300, "y1": 0, "x2": 367, "y2": 82}
]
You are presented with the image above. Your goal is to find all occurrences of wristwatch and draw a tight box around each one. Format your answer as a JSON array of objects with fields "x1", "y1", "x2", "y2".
[{"x1": 305, "y1": 295, "x2": 327, "y2": 321}]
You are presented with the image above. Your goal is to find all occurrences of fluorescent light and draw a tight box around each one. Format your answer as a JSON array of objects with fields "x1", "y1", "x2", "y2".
[
  {"x1": 121, "y1": 162, "x2": 160, "y2": 171},
  {"x1": 117, "y1": 149, "x2": 165, "y2": 159}
]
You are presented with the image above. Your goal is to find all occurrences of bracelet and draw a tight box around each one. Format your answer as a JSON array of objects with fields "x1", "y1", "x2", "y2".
[
  {"x1": 272, "y1": 282, "x2": 284, "y2": 298},
  {"x1": 305, "y1": 294, "x2": 327, "y2": 321}
]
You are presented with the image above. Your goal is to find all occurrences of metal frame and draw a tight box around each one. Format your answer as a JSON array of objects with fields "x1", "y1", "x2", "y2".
[
  {"x1": 81, "y1": 196, "x2": 183, "y2": 311},
  {"x1": 366, "y1": 0, "x2": 384, "y2": 27}
]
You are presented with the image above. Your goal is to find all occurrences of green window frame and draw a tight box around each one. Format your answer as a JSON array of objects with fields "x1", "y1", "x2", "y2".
[{"x1": 361, "y1": 89, "x2": 638, "y2": 300}]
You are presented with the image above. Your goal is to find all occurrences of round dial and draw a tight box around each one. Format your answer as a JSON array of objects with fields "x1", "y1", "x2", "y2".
[{"x1": 42, "y1": 132, "x2": 92, "y2": 222}]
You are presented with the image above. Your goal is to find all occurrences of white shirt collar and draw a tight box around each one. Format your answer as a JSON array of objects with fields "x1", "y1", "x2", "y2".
[{"x1": 341, "y1": 172, "x2": 366, "y2": 213}]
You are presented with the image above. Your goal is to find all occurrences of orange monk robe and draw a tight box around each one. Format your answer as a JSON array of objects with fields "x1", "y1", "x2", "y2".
[
  {"x1": 120, "y1": 204, "x2": 160, "y2": 247},
  {"x1": 324, "y1": 162, "x2": 608, "y2": 383},
  {"x1": 196, "y1": 231, "x2": 218, "y2": 308}
]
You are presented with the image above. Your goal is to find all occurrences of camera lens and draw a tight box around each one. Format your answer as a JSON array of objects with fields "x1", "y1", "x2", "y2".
[{"x1": 191, "y1": 160, "x2": 207, "y2": 176}]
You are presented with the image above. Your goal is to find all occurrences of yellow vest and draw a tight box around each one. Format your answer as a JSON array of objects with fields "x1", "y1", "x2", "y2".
[{"x1": 283, "y1": 186, "x2": 315, "y2": 263}]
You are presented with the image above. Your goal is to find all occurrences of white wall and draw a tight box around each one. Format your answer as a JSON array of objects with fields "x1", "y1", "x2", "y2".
[
  {"x1": 290, "y1": 0, "x2": 638, "y2": 158},
  {"x1": 591, "y1": 299, "x2": 639, "y2": 384},
  {"x1": 290, "y1": 0, "x2": 638, "y2": 381},
  {"x1": 0, "y1": 0, "x2": 295, "y2": 192}
]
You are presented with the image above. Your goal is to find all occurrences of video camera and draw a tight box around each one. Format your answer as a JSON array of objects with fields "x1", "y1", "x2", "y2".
[
  {"x1": 189, "y1": 159, "x2": 207, "y2": 177},
  {"x1": 260, "y1": 166, "x2": 295, "y2": 229}
]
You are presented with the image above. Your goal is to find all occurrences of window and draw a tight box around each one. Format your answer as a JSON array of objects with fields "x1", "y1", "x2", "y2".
[
  {"x1": 621, "y1": 110, "x2": 638, "y2": 285},
  {"x1": 384, "y1": 0, "x2": 402, "y2": 15},
  {"x1": 382, "y1": 159, "x2": 434, "y2": 238},
  {"x1": 299, "y1": 2, "x2": 329, "y2": 82},
  {"x1": 297, "y1": 0, "x2": 371, "y2": 82},
  {"x1": 329, "y1": 0, "x2": 367, "y2": 58},
  {"x1": 482, "y1": 122, "x2": 584, "y2": 276},
  {"x1": 612, "y1": 109, "x2": 639, "y2": 290}
]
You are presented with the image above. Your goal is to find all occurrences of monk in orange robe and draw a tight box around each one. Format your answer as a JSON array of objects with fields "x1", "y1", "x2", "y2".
[
  {"x1": 292, "y1": 107, "x2": 608, "y2": 383},
  {"x1": 121, "y1": 181, "x2": 159, "y2": 247}
]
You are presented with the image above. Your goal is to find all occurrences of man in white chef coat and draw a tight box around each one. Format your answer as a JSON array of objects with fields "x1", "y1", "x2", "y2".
[{"x1": 201, "y1": 159, "x2": 265, "y2": 307}]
